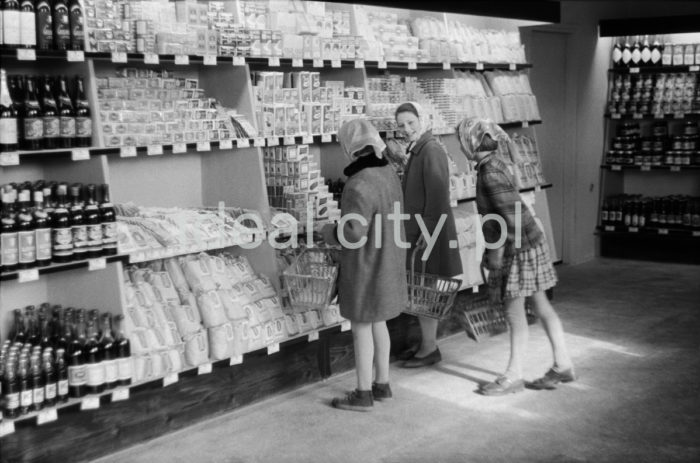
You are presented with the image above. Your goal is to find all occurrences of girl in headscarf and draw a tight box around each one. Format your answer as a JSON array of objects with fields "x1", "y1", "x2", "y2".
[
  {"x1": 394, "y1": 102, "x2": 462, "y2": 368},
  {"x1": 322, "y1": 119, "x2": 408, "y2": 411},
  {"x1": 456, "y1": 116, "x2": 575, "y2": 396}
]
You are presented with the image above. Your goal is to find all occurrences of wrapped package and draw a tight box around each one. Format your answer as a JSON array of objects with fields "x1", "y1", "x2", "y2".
[
  {"x1": 196, "y1": 290, "x2": 229, "y2": 328},
  {"x1": 182, "y1": 255, "x2": 218, "y2": 293},
  {"x1": 183, "y1": 330, "x2": 210, "y2": 367},
  {"x1": 208, "y1": 322, "x2": 236, "y2": 360},
  {"x1": 168, "y1": 303, "x2": 203, "y2": 336}
]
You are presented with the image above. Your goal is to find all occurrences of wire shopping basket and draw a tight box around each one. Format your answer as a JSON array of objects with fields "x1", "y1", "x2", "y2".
[
  {"x1": 282, "y1": 247, "x2": 339, "y2": 312},
  {"x1": 404, "y1": 238, "x2": 462, "y2": 320}
]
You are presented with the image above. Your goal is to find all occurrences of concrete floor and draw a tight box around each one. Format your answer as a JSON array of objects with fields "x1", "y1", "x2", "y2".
[{"x1": 94, "y1": 259, "x2": 700, "y2": 463}]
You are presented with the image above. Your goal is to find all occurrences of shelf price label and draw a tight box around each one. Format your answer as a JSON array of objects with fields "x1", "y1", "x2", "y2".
[
  {"x1": 284, "y1": 136, "x2": 295, "y2": 146},
  {"x1": 308, "y1": 330, "x2": 319, "y2": 342},
  {"x1": 229, "y1": 355, "x2": 243, "y2": 366},
  {"x1": 442, "y1": 62, "x2": 451, "y2": 70},
  {"x1": 172, "y1": 143, "x2": 187, "y2": 154},
  {"x1": 629, "y1": 227, "x2": 639, "y2": 233},
  {"x1": 175, "y1": 55, "x2": 190, "y2": 65},
  {"x1": 522, "y1": 121, "x2": 529, "y2": 128},
  {"x1": 407, "y1": 61, "x2": 417, "y2": 70},
  {"x1": 236, "y1": 138, "x2": 250, "y2": 148},
  {"x1": 267, "y1": 137, "x2": 279, "y2": 147},
  {"x1": 509, "y1": 63, "x2": 517, "y2": 71},
  {"x1": 611, "y1": 165, "x2": 622, "y2": 171},
  {"x1": 219, "y1": 139, "x2": 233, "y2": 150},
  {"x1": 37, "y1": 408, "x2": 58, "y2": 425},
  {"x1": 120, "y1": 146, "x2": 137, "y2": 158},
  {"x1": 690, "y1": 65, "x2": 700, "y2": 72},
  {"x1": 611, "y1": 113, "x2": 622, "y2": 120},
  {"x1": 144, "y1": 53, "x2": 159, "y2": 64},
  {"x1": 254, "y1": 138, "x2": 265, "y2": 147},
  {"x1": 197, "y1": 141, "x2": 211, "y2": 152},
  {"x1": 658, "y1": 228, "x2": 669, "y2": 235},
  {"x1": 340, "y1": 320, "x2": 351, "y2": 332},
  {"x1": 302, "y1": 135, "x2": 313, "y2": 144},
  {"x1": 88, "y1": 258, "x2": 106, "y2": 271},
  {"x1": 0, "y1": 152, "x2": 20, "y2": 166},
  {"x1": 629, "y1": 67, "x2": 640, "y2": 74},
  {"x1": 674, "y1": 112, "x2": 685, "y2": 119},
  {"x1": 203, "y1": 55, "x2": 217, "y2": 66},
  {"x1": 0, "y1": 421, "x2": 15, "y2": 437},
  {"x1": 321, "y1": 134, "x2": 332, "y2": 143},
  {"x1": 71, "y1": 148, "x2": 90, "y2": 161},
  {"x1": 604, "y1": 225, "x2": 615, "y2": 232},
  {"x1": 17, "y1": 48, "x2": 37, "y2": 60},
  {"x1": 147, "y1": 144, "x2": 163, "y2": 156},
  {"x1": 670, "y1": 166, "x2": 681, "y2": 172},
  {"x1": 472, "y1": 285, "x2": 480, "y2": 293},
  {"x1": 197, "y1": 363, "x2": 213, "y2": 375},
  {"x1": 268, "y1": 57, "x2": 281, "y2": 67},
  {"x1": 654, "y1": 112, "x2": 665, "y2": 120},
  {"x1": 377, "y1": 60, "x2": 387, "y2": 69},
  {"x1": 111, "y1": 52, "x2": 128, "y2": 63},
  {"x1": 163, "y1": 372, "x2": 179, "y2": 387},
  {"x1": 232, "y1": 56, "x2": 245, "y2": 66},
  {"x1": 292, "y1": 58, "x2": 303, "y2": 67},
  {"x1": 633, "y1": 113, "x2": 643, "y2": 119},
  {"x1": 267, "y1": 343, "x2": 280, "y2": 355},
  {"x1": 476, "y1": 62, "x2": 484, "y2": 71},
  {"x1": 81, "y1": 396, "x2": 100, "y2": 410},
  {"x1": 355, "y1": 60, "x2": 365, "y2": 69},
  {"x1": 639, "y1": 165, "x2": 650, "y2": 171},
  {"x1": 18, "y1": 268, "x2": 40, "y2": 283},
  {"x1": 331, "y1": 59, "x2": 341, "y2": 68},
  {"x1": 313, "y1": 59, "x2": 324, "y2": 68},
  {"x1": 111, "y1": 388, "x2": 130, "y2": 402},
  {"x1": 693, "y1": 231, "x2": 700, "y2": 237},
  {"x1": 535, "y1": 185, "x2": 542, "y2": 192},
  {"x1": 67, "y1": 50, "x2": 85, "y2": 62}
]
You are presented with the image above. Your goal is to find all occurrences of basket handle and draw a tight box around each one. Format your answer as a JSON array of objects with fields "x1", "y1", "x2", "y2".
[{"x1": 409, "y1": 236, "x2": 429, "y2": 313}]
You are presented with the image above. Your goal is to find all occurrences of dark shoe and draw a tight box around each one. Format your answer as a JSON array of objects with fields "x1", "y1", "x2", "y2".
[
  {"x1": 396, "y1": 344, "x2": 419, "y2": 361},
  {"x1": 401, "y1": 348, "x2": 442, "y2": 368},
  {"x1": 528, "y1": 368, "x2": 576, "y2": 390},
  {"x1": 331, "y1": 389, "x2": 373, "y2": 412},
  {"x1": 480, "y1": 376, "x2": 525, "y2": 396},
  {"x1": 372, "y1": 382, "x2": 393, "y2": 401}
]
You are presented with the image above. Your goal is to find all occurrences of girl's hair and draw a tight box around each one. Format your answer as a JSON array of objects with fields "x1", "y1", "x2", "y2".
[
  {"x1": 395, "y1": 102, "x2": 419, "y2": 119},
  {"x1": 478, "y1": 134, "x2": 499, "y2": 152}
]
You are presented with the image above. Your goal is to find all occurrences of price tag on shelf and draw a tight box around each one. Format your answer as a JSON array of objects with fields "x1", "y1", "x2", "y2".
[
  {"x1": 67, "y1": 50, "x2": 85, "y2": 62},
  {"x1": 284, "y1": 136, "x2": 295, "y2": 146},
  {"x1": 604, "y1": 225, "x2": 615, "y2": 232},
  {"x1": 219, "y1": 139, "x2": 233, "y2": 150},
  {"x1": 232, "y1": 56, "x2": 246, "y2": 66},
  {"x1": 472, "y1": 285, "x2": 479, "y2": 293},
  {"x1": 610, "y1": 113, "x2": 622, "y2": 120},
  {"x1": 640, "y1": 165, "x2": 650, "y2": 171},
  {"x1": 302, "y1": 135, "x2": 313, "y2": 144},
  {"x1": 654, "y1": 112, "x2": 665, "y2": 120},
  {"x1": 386, "y1": 131, "x2": 394, "y2": 139},
  {"x1": 111, "y1": 388, "x2": 129, "y2": 402},
  {"x1": 237, "y1": 138, "x2": 250, "y2": 148},
  {"x1": 355, "y1": 60, "x2": 365, "y2": 69},
  {"x1": 658, "y1": 228, "x2": 669, "y2": 235},
  {"x1": 230, "y1": 355, "x2": 243, "y2": 366},
  {"x1": 0, "y1": 152, "x2": 20, "y2": 166},
  {"x1": 690, "y1": 65, "x2": 700, "y2": 72},
  {"x1": 120, "y1": 146, "x2": 137, "y2": 158},
  {"x1": 476, "y1": 62, "x2": 484, "y2": 71},
  {"x1": 292, "y1": 58, "x2": 303, "y2": 67},
  {"x1": 88, "y1": 257, "x2": 106, "y2": 271},
  {"x1": 172, "y1": 143, "x2": 187, "y2": 154},
  {"x1": 509, "y1": 63, "x2": 517, "y2": 71},
  {"x1": 674, "y1": 112, "x2": 685, "y2": 119},
  {"x1": 144, "y1": 53, "x2": 159, "y2": 65},
  {"x1": 522, "y1": 121, "x2": 529, "y2": 128},
  {"x1": 670, "y1": 166, "x2": 681, "y2": 172},
  {"x1": 203, "y1": 55, "x2": 217, "y2": 66},
  {"x1": 175, "y1": 55, "x2": 190, "y2": 65},
  {"x1": 330, "y1": 59, "x2": 341, "y2": 68},
  {"x1": 37, "y1": 408, "x2": 58, "y2": 425},
  {"x1": 629, "y1": 67, "x2": 640, "y2": 74},
  {"x1": 0, "y1": 421, "x2": 15, "y2": 437},
  {"x1": 267, "y1": 343, "x2": 280, "y2": 355},
  {"x1": 81, "y1": 396, "x2": 100, "y2": 410},
  {"x1": 111, "y1": 52, "x2": 128, "y2": 63},
  {"x1": 17, "y1": 48, "x2": 36, "y2": 61},
  {"x1": 442, "y1": 62, "x2": 451, "y2": 70},
  {"x1": 407, "y1": 61, "x2": 417, "y2": 70},
  {"x1": 633, "y1": 113, "x2": 643, "y2": 119},
  {"x1": 267, "y1": 137, "x2": 279, "y2": 147},
  {"x1": 535, "y1": 185, "x2": 542, "y2": 192},
  {"x1": 611, "y1": 165, "x2": 622, "y2": 171},
  {"x1": 378, "y1": 60, "x2": 387, "y2": 69},
  {"x1": 629, "y1": 227, "x2": 639, "y2": 233},
  {"x1": 693, "y1": 231, "x2": 700, "y2": 237},
  {"x1": 321, "y1": 134, "x2": 332, "y2": 143},
  {"x1": 147, "y1": 144, "x2": 163, "y2": 156},
  {"x1": 197, "y1": 141, "x2": 211, "y2": 152},
  {"x1": 268, "y1": 57, "x2": 281, "y2": 67},
  {"x1": 254, "y1": 138, "x2": 265, "y2": 147},
  {"x1": 197, "y1": 363, "x2": 213, "y2": 375},
  {"x1": 163, "y1": 372, "x2": 179, "y2": 387},
  {"x1": 71, "y1": 148, "x2": 90, "y2": 161},
  {"x1": 340, "y1": 320, "x2": 351, "y2": 332},
  {"x1": 313, "y1": 59, "x2": 324, "y2": 68},
  {"x1": 308, "y1": 330, "x2": 319, "y2": 342},
  {"x1": 18, "y1": 268, "x2": 40, "y2": 283}
]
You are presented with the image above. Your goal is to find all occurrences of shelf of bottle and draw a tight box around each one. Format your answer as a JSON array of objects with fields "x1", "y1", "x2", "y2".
[
  {"x1": 597, "y1": 225, "x2": 700, "y2": 237},
  {"x1": 602, "y1": 164, "x2": 700, "y2": 171},
  {"x1": 454, "y1": 183, "x2": 553, "y2": 206},
  {"x1": 0, "y1": 47, "x2": 532, "y2": 71},
  {"x1": 0, "y1": 255, "x2": 126, "y2": 282},
  {"x1": 608, "y1": 65, "x2": 700, "y2": 74},
  {"x1": 604, "y1": 113, "x2": 700, "y2": 121}
]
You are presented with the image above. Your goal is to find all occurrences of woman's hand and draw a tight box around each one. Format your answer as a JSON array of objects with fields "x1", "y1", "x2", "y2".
[{"x1": 484, "y1": 247, "x2": 505, "y2": 271}]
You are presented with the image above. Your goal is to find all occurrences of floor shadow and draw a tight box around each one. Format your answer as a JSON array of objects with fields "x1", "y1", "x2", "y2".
[
  {"x1": 432, "y1": 364, "x2": 493, "y2": 389},
  {"x1": 447, "y1": 361, "x2": 501, "y2": 377}
]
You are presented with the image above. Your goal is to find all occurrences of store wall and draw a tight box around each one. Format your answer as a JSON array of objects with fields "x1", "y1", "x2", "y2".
[{"x1": 527, "y1": 1, "x2": 700, "y2": 265}]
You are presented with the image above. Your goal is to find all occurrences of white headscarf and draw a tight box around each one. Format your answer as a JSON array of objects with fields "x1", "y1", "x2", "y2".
[
  {"x1": 337, "y1": 119, "x2": 385, "y2": 162},
  {"x1": 406, "y1": 101, "x2": 432, "y2": 136}
]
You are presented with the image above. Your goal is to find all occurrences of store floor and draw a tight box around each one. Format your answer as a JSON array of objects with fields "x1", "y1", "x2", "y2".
[{"x1": 94, "y1": 258, "x2": 700, "y2": 463}]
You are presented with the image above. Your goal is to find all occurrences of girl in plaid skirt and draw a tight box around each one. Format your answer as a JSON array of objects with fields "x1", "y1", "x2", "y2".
[{"x1": 457, "y1": 117, "x2": 575, "y2": 396}]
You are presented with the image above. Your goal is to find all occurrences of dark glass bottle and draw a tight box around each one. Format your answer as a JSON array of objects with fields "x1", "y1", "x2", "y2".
[
  {"x1": 19, "y1": 0, "x2": 36, "y2": 49},
  {"x1": 55, "y1": 347, "x2": 68, "y2": 402},
  {"x1": 84, "y1": 184, "x2": 103, "y2": 258},
  {"x1": 67, "y1": 314, "x2": 86, "y2": 398},
  {"x1": 0, "y1": 69, "x2": 19, "y2": 153},
  {"x1": 33, "y1": 190, "x2": 52, "y2": 266},
  {"x1": 43, "y1": 350, "x2": 57, "y2": 406},
  {"x1": 16, "y1": 189, "x2": 37, "y2": 269},
  {"x1": 39, "y1": 314, "x2": 51, "y2": 350},
  {"x1": 41, "y1": 76, "x2": 60, "y2": 149},
  {"x1": 52, "y1": 0, "x2": 70, "y2": 50},
  {"x1": 35, "y1": 0, "x2": 53, "y2": 50},
  {"x1": 84, "y1": 318, "x2": 104, "y2": 394},
  {"x1": 26, "y1": 305, "x2": 39, "y2": 346},
  {"x1": 57, "y1": 75, "x2": 75, "y2": 148},
  {"x1": 69, "y1": 184, "x2": 87, "y2": 261},
  {"x1": 612, "y1": 38, "x2": 622, "y2": 69},
  {"x1": 100, "y1": 184, "x2": 117, "y2": 255},
  {"x1": 2, "y1": 361, "x2": 20, "y2": 418},
  {"x1": 18, "y1": 358, "x2": 32, "y2": 415},
  {"x1": 640, "y1": 35, "x2": 651, "y2": 67},
  {"x1": 630, "y1": 36, "x2": 641, "y2": 66},
  {"x1": 621, "y1": 36, "x2": 632, "y2": 68},
  {"x1": 29, "y1": 354, "x2": 44, "y2": 411},
  {"x1": 10, "y1": 308, "x2": 27, "y2": 343},
  {"x1": 22, "y1": 76, "x2": 44, "y2": 150},
  {"x1": 1, "y1": 192, "x2": 19, "y2": 273},
  {"x1": 68, "y1": 0, "x2": 82, "y2": 50},
  {"x1": 99, "y1": 313, "x2": 117, "y2": 389},
  {"x1": 2, "y1": 0, "x2": 22, "y2": 48},
  {"x1": 51, "y1": 184, "x2": 73, "y2": 262},
  {"x1": 74, "y1": 76, "x2": 91, "y2": 147},
  {"x1": 114, "y1": 315, "x2": 132, "y2": 386},
  {"x1": 650, "y1": 35, "x2": 662, "y2": 67}
]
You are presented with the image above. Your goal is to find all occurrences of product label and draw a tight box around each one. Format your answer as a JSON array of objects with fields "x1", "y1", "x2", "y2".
[
  {"x1": 33, "y1": 386, "x2": 45, "y2": 404},
  {"x1": 0, "y1": 118, "x2": 18, "y2": 144},
  {"x1": 60, "y1": 116, "x2": 76, "y2": 137},
  {"x1": 35, "y1": 227, "x2": 52, "y2": 260},
  {"x1": 20, "y1": 11, "x2": 36, "y2": 46},
  {"x1": 69, "y1": 5, "x2": 83, "y2": 41},
  {"x1": 103, "y1": 360, "x2": 118, "y2": 384},
  {"x1": 612, "y1": 48, "x2": 622, "y2": 63},
  {"x1": 5, "y1": 392, "x2": 19, "y2": 410},
  {"x1": 18, "y1": 229, "x2": 36, "y2": 264},
  {"x1": 651, "y1": 48, "x2": 661, "y2": 64},
  {"x1": 102, "y1": 222, "x2": 117, "y2": 248},
  {"x1": 3, "y1": 11, "x2": 21, "y2": 45},
  {"x1": 20, "y1": 389, "x2": 33, "y2": 407},
  {"x1": 58, "y1": 379, "x2": 68, "y2": 396},
  {"x1": 68, "y1": 364, "x2": 87, "y2": 386},
  {"x1": 117, "y1": 357, "x2": 132, "y2": 381},
  {"x1": 24, "y1": 117, "x2": 44, "y2": 140},
  {"x1": 86, "y1": 363, "x2": 105, "y2": 387},
  {"x1": 45, "y1": 382, "x2": 57, "y2": 400},
  {"x1": 52, "y1": 227, "x2": 73, "y2": 255},
  {"x1": 43, "y1": 117, "x2": 59, "y2": 138},
  {"x1": 1, "y1": 231, "x2": 19, "y2": 266},
  {"x1": 76, "y1": 116, "x2": 92, "y2": 137},
  {"x1": 37, "y1": 7, "x2": 53, "y2": 46},
  {"x1": 53, "y1": 6, "x2": 70, "y2": 44},
  {"x1": 87, "y1": 223, "x2": 102, "y2": 250},
  {"x1": 72, "y1": 224, "x2": 87, "y2": 251}
]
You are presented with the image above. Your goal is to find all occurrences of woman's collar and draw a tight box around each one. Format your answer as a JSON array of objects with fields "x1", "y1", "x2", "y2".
[
  {"x1": 475, "y1": 151, "x2": 496, "y2": 169},
  {"x1": 343, "y1": 155, "x2": 389, "y2": 177},
  {"x1": 409, "y1": 130, "x2": 433, "y2": 155}
]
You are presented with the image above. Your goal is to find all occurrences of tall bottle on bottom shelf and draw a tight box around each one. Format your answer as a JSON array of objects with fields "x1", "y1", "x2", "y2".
[
  {"x1": 84, "y1": 318, "x2": 105, "y2": 394},
  {"x1": 67, "y1": 312, "x2": 86, "y2": 398},
  {"x1": 114, "y1": 315, "x2": 132, "y2": 387}
]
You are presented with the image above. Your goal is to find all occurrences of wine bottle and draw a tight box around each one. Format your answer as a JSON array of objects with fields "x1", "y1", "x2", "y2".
[
  {"x1": 640, "y1": 35, "x2": 651, "y2": 67},
  {"x1": 114, "y1": 315, "x2": 131, "y2": 386},
  {"x1": 16, "y1": 189, "x2": 37, "y2": 269},
  {"x1": 29, "y1": 354, "x2": 44, "y2": 411},
  {"x1": 2, "y1": 361, "x2": 20, "y2": 418},
  {"x1": 0, "y1": 69, "x2": 19, "y2": 153},
  {"x1": 621, "y1": 36, "x2": 632, "y2": 67},
  {"x1": 69, "y1": 184, "x2": 87, "y2": 260},
  {"x1": 2, "y1": 0, "x2": 21, "y2": 48},
  {"x1": 19, "y1": 0, "x2": 35, "y2": 49},
  {"x1": 630, "y1": 36, "x2": 641, "y2": 67},
  {"x1": 41, "y1": 76, "x2": 59, "y2": 149},
  {"x1": 74, "y1": 75, "x2": 91, "y2": 147},
  {"x1": 100, "y1": 184, "x2": 117, "y2": 255},
  {"x1": 661, "y1": 36, "x2": 673, "y2": 66},
  {"x1": 57, "y1": 75, "x2": 75, "y2": 148},
  {"x1": 10, "y1": 308, "x2": 26, "y2": 343},
  {"x1": 22, "y1": 76, "x2": 44, "y2": 150},
  {"x1": 99, "y1": 313, "x2": 117, "y2": 389},
  {"x1": 67, "y1": 313, "x2": 86, "y2": 398},
  {"x1": 611, "y1": 38, "x2": 622, "y2": 68},
  {"x1": 42, "y1": 350, "x2": 57, "y2": 406},
  {"x1": 1, "y1": 192, "x2": 19, "y2": 273},
  {"x1": 18, "y1": 358, "x2": 32, "y2": 415},
  {"x1": 39, "y1": 314, "x2": 51, "y2": 350},
  {"x1": 52, "y1": 0, "x2": 69, "y2": 50},
  {"x1": 51, "y1": 183, "x2": 73, "y2": 262},
  {"x1": 35, "y1": 0, "x2": 52, "y2": 50},
  {"x1": 84, "y1": 184, "x2": 102, "y2": 258},
  {"x1": 67, "y1": 0, "x2": 82, "y2": 50},
  {"x1": 33, "y1": 189, "x2": 52, "y2": 266},
  {"x1": 84, "y1": 318, "x2": 104, "y2": 394},
  {"x1": 650, "y1": 35, "x2": 662, "y2": 67}
]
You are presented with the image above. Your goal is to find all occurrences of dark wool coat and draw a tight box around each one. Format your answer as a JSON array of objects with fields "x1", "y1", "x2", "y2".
[{"x1": 402, "y1": 131, "x2": 463, "y2": 277}]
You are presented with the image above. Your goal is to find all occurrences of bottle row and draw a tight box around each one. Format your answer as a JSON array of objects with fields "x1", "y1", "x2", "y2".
[
  {"x1": 1, "y1": 304, "x2": 132, "y2": 420},
  {"x1": 600, "y1": 194, "x2": 700, "y2": 230},
  {"x1": 606, "y1": 120, "x2": 700, "y2": 166},
  {"x1": 607, "y1": 72, "x2": 700, "y2": 117},
  {"x1": 611, "y1": 35, "x2": 700, "y2": 69},
  {"x1": 0, "y1": 0, "x2": 84, "y2": 51},
  {"x1": 0, "y1": 70, "x2": 92, "y2": 152},
  {"x1": 0, "y1": 181, "x2": 116, "y2": 274}
]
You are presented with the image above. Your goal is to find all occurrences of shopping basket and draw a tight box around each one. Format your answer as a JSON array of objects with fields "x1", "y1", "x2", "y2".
[
  {"x1": 282, "y1": 247, "x2": 339, "y2": 312},
  {"x1": 404, "y1": 238, "x2": 462, "y2": 320}
]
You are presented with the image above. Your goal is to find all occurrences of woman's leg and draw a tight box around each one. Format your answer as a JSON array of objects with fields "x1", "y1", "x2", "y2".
[
  {"x1": 530, "y1": 291, "x2": 573, "y2": 370},
  {"x1": 415, "y1": 316, "x2": 438, "y2": 357},
  {"x1": 503, "y1": 296, "x2": 528, "y2": 379},
  {"x1": 372, "y1": 322, "x2": 391, "y2": 384},
  {"x1": 352, "y1": 322, "x2": 374, "y2": 391}
]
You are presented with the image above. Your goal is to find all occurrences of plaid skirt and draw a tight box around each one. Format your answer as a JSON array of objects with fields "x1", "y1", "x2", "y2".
[{"x1": 488, "y1": 241, "x2": 557, "y2": 303}]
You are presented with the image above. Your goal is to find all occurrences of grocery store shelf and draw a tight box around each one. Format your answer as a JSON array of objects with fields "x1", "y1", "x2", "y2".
[
  {"x1": 608, "y1": 64, "x2": 700, "y2": 74},
  {"x1": 379, "y1": 121, "x2": 541, "y2": 140},
  {"x1": 597, "y1": 225, "x2": 700, "y2": 238},
  {"x1": 601, "y1": 164, "x2": 700, "y2": 171},
  {"x1": 604, "y1": 113, "x2": 700, "y2": 121},
  {"x1": 0, "y1": 255, "x2": 126, "y2": 282},
  {"x1": 455, "y1": 183, "x2": 553, "y2": 205}
]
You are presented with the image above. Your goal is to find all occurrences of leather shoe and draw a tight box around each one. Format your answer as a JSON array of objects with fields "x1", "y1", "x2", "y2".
[
  {"x1": 396, "y1": 344, "x2": 419, "y2": 361},
  {"x1": 480, "y1": 376, "x2": 525, "y2": 396},
  {"x1": 527, "y1": 367, "x2": 576, "y2": 390},
  {"x1": 401, "y1": 348, "x2": 441, "y2": 368}
]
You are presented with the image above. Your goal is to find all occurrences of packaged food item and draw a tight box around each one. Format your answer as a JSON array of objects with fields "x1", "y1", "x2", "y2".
[
  {"x1": 208, "y1": 323, "x2": 236, "y2": 360},
  {"x1": 168, "y1": 304, "x2": 203, "y2": 337},
  {"x1": 183, "y1": 330, "x2": 210, "y2": 367},
  {"x1": 196, "y1": 290, "x2": 229, "y2": 328}
]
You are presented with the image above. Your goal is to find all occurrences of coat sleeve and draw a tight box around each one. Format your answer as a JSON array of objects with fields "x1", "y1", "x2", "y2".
[
  {"x1": 421, "y1": 143, "x2": 451, "y2": 232},
  {"x1": 338, "y1": 180, "x2": 375, "y2": 245},
  {"x1": 480, "y1": 169, "x2": 521, "y2": 246}
]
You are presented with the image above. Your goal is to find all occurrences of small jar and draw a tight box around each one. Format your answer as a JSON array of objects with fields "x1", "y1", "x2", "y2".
[
  {"x1": 683, "y1": 121, "x2": 698, "y2": 136},
  {"x1": 672, "y1": 136, "x2": 684, "y2": 151}
]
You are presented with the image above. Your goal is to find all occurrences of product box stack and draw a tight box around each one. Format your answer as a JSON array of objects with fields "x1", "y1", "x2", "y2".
[
  {"x1": 263, "y1": 144, "x2": 341, "y2": 224},
  {"x1": 483, "y1": 70, "x2": 541, "y2": 122},
  {"x1": 84, "y1": 0, "x2": 136, "y2": 53},
  {"x1": 353, "y1": 7, "x2": 420, "y2": 62},
  {"x1": 97, "y1": 68, "x2": 237, "y2": 147},
  {"x1": 444, "y1": 21, "x2": 526, "y2": 64},
  {"x1": 608, "y1": 73, "x2": 698, "y2": 117}
]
